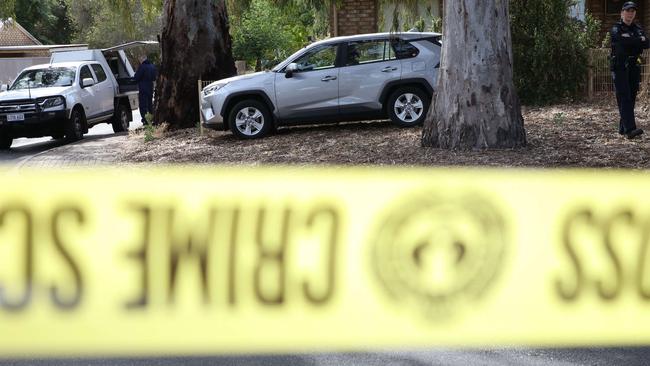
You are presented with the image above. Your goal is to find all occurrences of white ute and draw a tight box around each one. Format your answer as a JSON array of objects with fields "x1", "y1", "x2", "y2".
[{"x1": 0, "y1": 45, "x2": 143, "y2": 149}]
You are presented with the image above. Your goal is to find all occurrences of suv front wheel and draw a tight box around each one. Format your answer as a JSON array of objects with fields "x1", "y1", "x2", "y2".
[
  {"x1": 66, "y1": 108, "x2": 85, "y2": 141},
  {"x1": 387, "y1": 87, "x2": 430, "y2": 127},
  {"x1": 228, "y1": 100, "x2": 273, "y2": 139}
]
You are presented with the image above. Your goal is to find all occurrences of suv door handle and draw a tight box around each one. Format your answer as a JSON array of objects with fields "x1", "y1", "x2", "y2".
[
  {"x1": 321, "y1": 76, "x2": 337, "y2": 82},
  {"x1": 382, "y1": 67, "x2": 398, "y2": 72}
]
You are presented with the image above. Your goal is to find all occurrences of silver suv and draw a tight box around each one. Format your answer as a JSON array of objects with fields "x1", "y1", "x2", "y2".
[{"x1": 201, "y1": 32, "x2": 441, "y2": 139}]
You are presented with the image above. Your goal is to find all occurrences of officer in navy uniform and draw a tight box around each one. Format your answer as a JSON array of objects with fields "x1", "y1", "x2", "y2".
[
  {"x1": 134, "y1": 54, "x2": 157, "y2": 125},
  {"x1": 611, "y1": 1, "x2": 650, "y2": 139}
]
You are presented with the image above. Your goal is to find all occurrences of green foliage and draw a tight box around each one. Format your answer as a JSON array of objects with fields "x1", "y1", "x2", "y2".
[
  {"x1": 143, "y1": 112, "x2": 154, "y2": 142},
  {"x1": 412, "y1": 18, "x2": 425, "y2": 32},
  {"x1": 66, "y1": 0, "x2": 161, "y2": 48},
  {"x1": 602, "y1": 31, "x2": 611, "y2": 49},
  {"x1": 7, "y1": 0, "x2": 76, "y2": 44},
  {"x1": 379, "y1": 0, "x2": 438, "y2": 33},
  {"x1": 429, "y1": 16, "x2": 442, "y2": 33},
  {"x1": 511, "y1": 0, "x2": 601, "y2": 105},
  {"x1": 0, "y1": 0, "x2": 16, "y2": 19},
  {"x1": 231, "y1": 0, "x2": 300, "y2": 71}
]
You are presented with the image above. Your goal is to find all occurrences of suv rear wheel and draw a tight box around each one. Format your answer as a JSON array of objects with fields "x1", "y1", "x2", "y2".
[
  {"x1": 0, "y1": 133, "x2": 12, "y2": 150},
  {"x1": 228, "y1": 100, "x2": 273, "y2": 139},
  {"x1": 387, "y1": 87, "x2": 430, "y2": 127}
]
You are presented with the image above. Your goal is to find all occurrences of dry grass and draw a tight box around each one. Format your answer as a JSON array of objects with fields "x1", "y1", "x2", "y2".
[{"x1": 118, "y1": 101, "x2": 650, "y2": 169}]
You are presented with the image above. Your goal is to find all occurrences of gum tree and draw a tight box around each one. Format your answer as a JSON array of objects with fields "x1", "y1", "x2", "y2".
[
  {"x1": 153, "y1": 0, "x2": 236, "y2": 128},
  {"x1": 96, "y1": 0, "x2": 237, "y2": 129},
  {"x1": 421, "y1": 1, "x2": 526, "y2": 149}
]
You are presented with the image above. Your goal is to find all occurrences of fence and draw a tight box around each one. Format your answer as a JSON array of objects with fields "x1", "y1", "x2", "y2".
[{"x1": 588, "y1": 48, "x2": 650, "y2": 98}]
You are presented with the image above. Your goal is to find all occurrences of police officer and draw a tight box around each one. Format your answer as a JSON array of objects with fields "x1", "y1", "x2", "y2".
[
  {"x1": 134, "y1": 54, "x2": 157, "y2": 125},
  {"x1": 611, "y1": 1, "x2": 650, "y2": 139}
]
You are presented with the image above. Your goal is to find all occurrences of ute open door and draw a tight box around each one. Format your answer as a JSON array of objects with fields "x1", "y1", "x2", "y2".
[{"x1": 102, "y1": 41, "x2": 159, "y2": 94}]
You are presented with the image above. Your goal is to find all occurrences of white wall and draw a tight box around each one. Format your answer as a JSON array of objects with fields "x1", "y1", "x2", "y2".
[{"x1": 0, "y1": 57, "x2": 50, "y2": 85}]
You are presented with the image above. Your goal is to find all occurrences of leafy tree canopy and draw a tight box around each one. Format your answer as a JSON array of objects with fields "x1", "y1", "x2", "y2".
[
  {"x1": 1, "y1": 0, "x2": 76, "y2": 44},
  {"x1": 67, "y1": 0, "x2": 161, "y2": 49}
]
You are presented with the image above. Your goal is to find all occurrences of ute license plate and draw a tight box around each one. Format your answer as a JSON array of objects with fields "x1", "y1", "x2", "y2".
[{"x1": 7, "y1": 113, "x2": 25, "y2": 122}]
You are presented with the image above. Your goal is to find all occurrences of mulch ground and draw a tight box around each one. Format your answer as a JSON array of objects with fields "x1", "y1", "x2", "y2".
[{"x1": 118, "y1": 100, "x2": 650, "y2": 169}]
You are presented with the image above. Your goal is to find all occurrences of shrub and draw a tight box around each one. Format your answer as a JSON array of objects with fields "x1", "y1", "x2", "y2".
[
  {"x1": 231, "y1": 0, "x2": 291, "y2": 71},
  {"x1": 510, "y1": 0, "x2": 601, "y2": 105}
]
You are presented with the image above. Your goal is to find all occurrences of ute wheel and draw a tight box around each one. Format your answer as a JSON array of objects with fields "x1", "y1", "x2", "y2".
[
  {"x1": 228, "y1": 100, "x2": 273, "y2": 139},
  {"x1": 65, "y1": 108, "x2": 85, "y2": 142},
  {"x1": 0, "y1": 133, "x2": 12, "y2": 150},
  {"x1": 387, "y1": 87, "x2": 430, "y2": 127},
  {"x1": 112, "y1": 103, "x2": 130, "y2": 133}
]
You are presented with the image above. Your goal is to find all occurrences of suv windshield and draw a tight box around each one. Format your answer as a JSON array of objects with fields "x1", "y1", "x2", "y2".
[{"x1": 10, "y1": 67, "x2": 76, "y2": 90}]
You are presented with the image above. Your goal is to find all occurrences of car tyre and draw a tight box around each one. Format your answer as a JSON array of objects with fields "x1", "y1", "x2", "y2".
[
  {"x1": 387, "y1": 87, "x2": 430, "y2": 127},
  {"x1": 112, "y1": 103, "x2": 130, "y2": 133},
  {"x1": 0, "y1": 133, "x2": 12, "y2": 150},
  {"x1": 66, "y1": 108, "x2": 85, "y2": 142},
  {"x1": 228, "y1": 100, "x2": 273, "y2": 139}
]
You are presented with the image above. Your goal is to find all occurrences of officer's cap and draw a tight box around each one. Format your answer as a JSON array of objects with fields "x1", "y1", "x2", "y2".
[{"x1": 622, "y1": 1, "x2": 638, "y2": 11}]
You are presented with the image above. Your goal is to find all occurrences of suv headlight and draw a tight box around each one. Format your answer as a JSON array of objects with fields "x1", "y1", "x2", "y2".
[
  {"x1": 202, "y1": 82, "x2": 228, "y2": 96},
  {"x1": 36, "y1": 96, "x2": 65, "y2": 111}
]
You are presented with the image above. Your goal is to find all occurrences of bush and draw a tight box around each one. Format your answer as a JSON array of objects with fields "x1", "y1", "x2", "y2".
[
  {"x1": 231, "y1": 0, "x2": 292, "y2": 71},
  {"x1": 510, "y1": 0, "x2": 601, "y2": 105}
]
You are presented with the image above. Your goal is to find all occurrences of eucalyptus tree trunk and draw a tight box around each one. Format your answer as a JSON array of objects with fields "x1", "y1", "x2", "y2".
[
  {"x1": 421, "y1": 1, "x2": 526, "y2": 149},
  {"x1": 154, "y1": 0, "x2": 236, "y2": 128}
]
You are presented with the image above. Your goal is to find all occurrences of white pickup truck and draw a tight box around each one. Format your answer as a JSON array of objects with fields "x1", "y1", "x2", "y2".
[{"x1": 0, "y1": 44, "x2": 146, "y2": 149}]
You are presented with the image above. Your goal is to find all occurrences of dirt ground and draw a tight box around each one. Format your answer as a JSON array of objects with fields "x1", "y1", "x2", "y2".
[{"x1": 118, "y1": 100, "x2": 650, "y2": 169}]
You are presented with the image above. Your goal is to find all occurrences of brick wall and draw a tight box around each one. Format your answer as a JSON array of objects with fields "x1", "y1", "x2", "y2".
[
  {"x1": 587, "y1": 0, "x2": 649, "y2": 41},
  {"x1": 331, "y1": 0, "x2": 378, "y2": 36}
]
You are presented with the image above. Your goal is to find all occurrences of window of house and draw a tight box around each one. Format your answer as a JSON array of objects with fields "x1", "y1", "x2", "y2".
[{"x1": 607, "y1": 0, "x2": 628, "y2": 14}]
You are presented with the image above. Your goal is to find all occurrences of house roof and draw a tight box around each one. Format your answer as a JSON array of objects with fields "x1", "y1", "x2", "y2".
[
  {"x1": 0, "y1": 18, "x2": 42, "y2": 46},
  {"x1": 0, "y1": 44, "x2": 88, "y2": 54}
]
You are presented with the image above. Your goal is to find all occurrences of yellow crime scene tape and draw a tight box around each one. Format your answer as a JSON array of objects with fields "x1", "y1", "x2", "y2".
[{"x1": 1, "y1": 167, "x2": 650, "y2": 356}]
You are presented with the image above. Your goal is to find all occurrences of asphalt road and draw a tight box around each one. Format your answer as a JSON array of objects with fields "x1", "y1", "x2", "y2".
[
  {"x1": 2, "y1": 347, "x2": 650, "y2": 366},
  {"x1": 2, "y1": 110, "x2": 650, "y2": 365},
  {"x1": 0, "y1": 110, "x2": 144, "y2": 166}
]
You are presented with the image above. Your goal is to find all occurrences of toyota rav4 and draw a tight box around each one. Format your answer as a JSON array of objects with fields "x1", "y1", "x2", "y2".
[{"x1": 201, "y1": 32, "x2": 441, "y2": 139}]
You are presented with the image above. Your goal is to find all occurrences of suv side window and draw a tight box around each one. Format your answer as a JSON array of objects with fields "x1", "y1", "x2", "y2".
[
  {"x1": 391, "y1": 40, "x2": 420, "y2": 59},
  {"x1": 79, "y1": 65, "x2": 94, "y2": 85},
  {"x1": 90, "y1": 64, "x2": 108, "y2": 83},
  {"x1": 293, "y1": 45, "x2": 337, "y2": 72},
  {"x1": 346, "y1": 40, "x2": 387, "y2": 66}
]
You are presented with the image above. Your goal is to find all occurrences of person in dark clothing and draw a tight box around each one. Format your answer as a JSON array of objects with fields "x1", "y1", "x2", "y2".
[
  {"x1": 611, "y1": 1, "x2": 649, "y2": 139},
  {"x1": 134, "y1": 54, "x2": 157, "y2": 125}
]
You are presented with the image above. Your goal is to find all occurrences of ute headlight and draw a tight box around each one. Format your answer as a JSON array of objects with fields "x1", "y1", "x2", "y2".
[
  {"x1": 37, "y1": 96, "x2": 65, "y2": 111},
  {"x1": 202, "y1": 82, "x2": 228, "y2": 96}
]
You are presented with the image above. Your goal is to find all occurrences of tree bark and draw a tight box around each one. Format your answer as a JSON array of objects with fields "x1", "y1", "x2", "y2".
[
  {"x1": 421, "y1": 0, "x2": 526, "y2": 149},
  {"x1": 154, "y1": 0, "x2": 236, "y2": 129}
]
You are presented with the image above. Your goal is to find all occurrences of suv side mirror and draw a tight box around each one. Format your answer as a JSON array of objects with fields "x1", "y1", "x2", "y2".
[
  {"x1": 285, "y1": 63, "x2": 298, "y2": 79},
  {"x1": 81, "y1": 78, "x2": 95, "y2": 88},
  {"x1": 0, "y1": 84, "x2": 7, "y2": 92}
]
